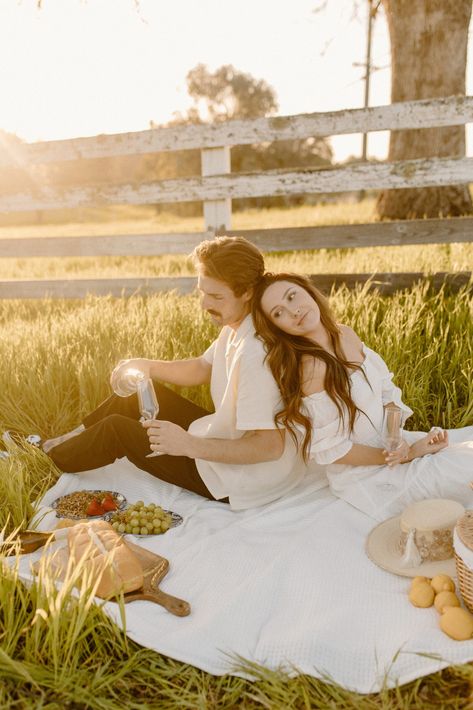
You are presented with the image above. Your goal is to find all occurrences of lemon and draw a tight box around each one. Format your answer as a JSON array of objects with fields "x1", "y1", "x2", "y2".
[
  {"x1": 431, "y1": 574, "x2": 455, "y2": 594},
  {"x1": 408, "y1": 582, "x2": 435, "y2": 608},
  {"x1": 411, "y1": 576, "x2": 431, "y2": 588},
  {"x1": 434, "y1": 590, "x2": 461, "y2": 614},
  {"x1": 440, "y1": 607, "x2": 473, "y2": 640}
]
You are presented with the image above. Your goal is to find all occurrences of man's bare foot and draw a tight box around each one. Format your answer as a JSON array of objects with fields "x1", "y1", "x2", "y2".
[{"x1": 42, "y1": 424, "x2": 85, "y2": 453}]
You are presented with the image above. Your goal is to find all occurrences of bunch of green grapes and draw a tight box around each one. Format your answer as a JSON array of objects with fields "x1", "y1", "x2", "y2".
[{"x1": 109, "y1": 501, "x2": 173, "y2": 535}]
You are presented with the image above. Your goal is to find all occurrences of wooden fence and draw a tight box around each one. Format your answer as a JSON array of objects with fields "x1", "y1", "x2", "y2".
[{"x1": 0, "y1": 95, "x2": 472, "y2": 298}]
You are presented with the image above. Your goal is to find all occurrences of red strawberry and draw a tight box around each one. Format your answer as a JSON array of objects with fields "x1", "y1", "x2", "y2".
[
  {"x1": 86, "y1": 498, "x2": 105, "y2": 516},
  {"x1": 101, "y1": 495, "x2": 118, "y2": 512}
]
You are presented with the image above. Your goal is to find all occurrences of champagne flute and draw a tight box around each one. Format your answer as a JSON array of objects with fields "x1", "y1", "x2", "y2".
[
  {"x1": 136, "y1": 377, "x2": 163, "y2": 458},
  {"x1": 382, "y1": 403, "x2": 403, "y2": 452}
]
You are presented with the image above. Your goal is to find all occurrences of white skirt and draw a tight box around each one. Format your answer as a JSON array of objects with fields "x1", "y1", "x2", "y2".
[{"x1": 326, "y1": 426, "x2": 473, "y2": 521}]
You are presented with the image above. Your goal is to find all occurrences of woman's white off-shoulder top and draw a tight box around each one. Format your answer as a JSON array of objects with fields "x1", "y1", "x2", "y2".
[{"x1": 302, "y1": 344, "x2": 413, "y2": 466}]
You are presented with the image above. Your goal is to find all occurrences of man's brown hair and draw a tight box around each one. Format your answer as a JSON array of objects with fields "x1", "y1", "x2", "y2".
[{"x1": 192, "y1": 236, "x2": 264, "y2": 296}]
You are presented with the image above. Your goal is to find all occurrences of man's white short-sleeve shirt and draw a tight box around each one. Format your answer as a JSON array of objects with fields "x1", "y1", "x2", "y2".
[{"x1": 188, "y1": 315, "x2": 306, "y2": 509}]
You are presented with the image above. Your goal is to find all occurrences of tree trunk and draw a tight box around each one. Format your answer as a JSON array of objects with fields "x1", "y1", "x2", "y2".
[{"x1": 377, "y1": 0, "x2": 472, "y2": 219}]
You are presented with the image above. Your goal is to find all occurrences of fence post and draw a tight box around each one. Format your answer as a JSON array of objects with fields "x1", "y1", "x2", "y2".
[{"x1": 201, "y1": 146, "x2": 231, "y2": 232}]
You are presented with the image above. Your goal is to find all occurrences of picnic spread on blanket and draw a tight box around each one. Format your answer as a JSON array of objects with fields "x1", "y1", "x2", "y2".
[{"x1": 10, "y1": 442, "x2": 473, "y2": 695}]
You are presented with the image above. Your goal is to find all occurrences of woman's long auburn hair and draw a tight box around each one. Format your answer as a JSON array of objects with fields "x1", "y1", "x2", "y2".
[{"x1": 252, "y1": 273, "x2": 364, "y2": 462}]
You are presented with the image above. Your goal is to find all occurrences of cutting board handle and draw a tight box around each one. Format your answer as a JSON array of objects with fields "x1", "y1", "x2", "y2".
[{"x1": 125, "y1": 588, "x2": 191, "y2": 616}]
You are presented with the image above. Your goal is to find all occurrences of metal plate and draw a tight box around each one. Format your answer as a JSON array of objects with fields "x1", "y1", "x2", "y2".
[
  {"x1": 103, "y1": 509, "x2": 183, "y2": 536},
  {"x1": 51, "y1": 490, "x2": 127, "y2": 519}
]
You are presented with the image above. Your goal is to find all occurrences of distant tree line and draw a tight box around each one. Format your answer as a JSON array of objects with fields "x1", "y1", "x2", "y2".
[
  {"x1": 2, "y1": 1, "x2": 471, "y2": 224},
  {"x1": 0, "y1": 64, "x2": 333, "y2": 221},
  {"x1": 144, "y1": 64, "x2": 333, "y2": 215}
]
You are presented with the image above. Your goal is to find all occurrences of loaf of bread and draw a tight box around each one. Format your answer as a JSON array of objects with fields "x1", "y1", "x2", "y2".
[
  {"x1": 68, "y1": 520, "x2": 143, "y2": 598},
  {"x1": 55, "y1": 518, "x2": 89, "y2": 529}
]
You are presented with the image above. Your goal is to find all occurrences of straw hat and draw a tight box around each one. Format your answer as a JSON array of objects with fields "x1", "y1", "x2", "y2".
[{"x1": 366, "y1": 498, "x2": 465, "y2": 577}]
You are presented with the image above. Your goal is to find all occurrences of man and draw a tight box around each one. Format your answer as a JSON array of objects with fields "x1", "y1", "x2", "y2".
[{"x1": 40, "y1": 236, "x2": 306, "y2": 510}]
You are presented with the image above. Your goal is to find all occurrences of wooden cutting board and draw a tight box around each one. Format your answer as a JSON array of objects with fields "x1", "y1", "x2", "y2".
[
  {"x1": 15, "y1": 530, "x2": 191, "y2": 617},
  {"x1": 123, "y1": 540, "x2": 190, "y2": 616}
]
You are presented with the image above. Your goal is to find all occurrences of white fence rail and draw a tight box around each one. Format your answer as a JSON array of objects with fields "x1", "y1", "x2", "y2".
[
  {"x1": 2, "y1": 217, "x2": 472, "y2": 258},
  {"x1": 1, "y1": 156, "x2": 472, "y2": 214},
  {"x1": 0, "y1": 96, "x2": 472, "y2": 298},
  {"x1": 1, "y1": 95, "x2": 471, "y2": 165}
]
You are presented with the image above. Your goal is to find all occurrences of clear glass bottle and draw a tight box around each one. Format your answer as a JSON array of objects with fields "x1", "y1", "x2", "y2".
[{"x1": 111, "y1": 365, "x2": 145, "y2": 397}]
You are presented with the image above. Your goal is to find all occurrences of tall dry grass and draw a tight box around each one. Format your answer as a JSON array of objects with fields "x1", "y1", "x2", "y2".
[
  {"x1": 0, "y1": 199, "x2": 472, "y2": 708},
  {"x1": 0, "y1": 279, "x2": 472, "y2": 708}
]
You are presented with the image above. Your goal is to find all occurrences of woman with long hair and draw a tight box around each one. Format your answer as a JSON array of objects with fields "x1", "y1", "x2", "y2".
[{"x1": 252, "y1": 272, "x2": 473, "y2": 521}]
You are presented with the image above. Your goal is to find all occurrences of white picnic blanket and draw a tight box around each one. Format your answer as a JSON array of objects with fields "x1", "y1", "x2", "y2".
[{"x1": 16, "y1": 459, "x2": 473, "y2": 694}]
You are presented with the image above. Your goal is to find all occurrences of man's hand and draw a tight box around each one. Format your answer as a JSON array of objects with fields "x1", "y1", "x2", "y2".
[
  {"x1": 142, "y1": 419, "x2": 194, "y2": 457},
  {"x1": 110, "y1": 358, "x2": 151, "y2": 390}
]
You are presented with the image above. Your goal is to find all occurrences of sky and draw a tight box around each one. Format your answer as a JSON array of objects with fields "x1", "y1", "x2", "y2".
[{"x1": 0, "y1": 0, "x2": 471, "y2": 162}]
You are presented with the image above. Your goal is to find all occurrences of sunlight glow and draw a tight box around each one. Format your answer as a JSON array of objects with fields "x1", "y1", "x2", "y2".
[{"x1": 0, "y1": 0, "x2": 471, "y2": 161}]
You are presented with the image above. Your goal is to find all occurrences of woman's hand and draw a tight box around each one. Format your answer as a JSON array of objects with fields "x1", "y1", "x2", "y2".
[
  {"x1": 142, "y1": 419, "x2": 194, "y2": 457},
  {"x1": 406, "y1": 429, "x2": 449, "y2": 462},
  {"x1": 383, "y1": 428, "x2": 448, "y2": 466},
  {"x1": 427, "y1": 426, "x2": 448, "y2": 445},
  {"x1": 383, "y1": 439, "x2": 410, "y2": 467}
]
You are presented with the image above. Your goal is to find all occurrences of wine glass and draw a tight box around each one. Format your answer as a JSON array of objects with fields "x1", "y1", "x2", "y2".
[
  {"x1": 136, "y1": 377, "x2": 163, "y2": 458},
  {"x1": 382, "y1": 403, "x2": 403, "y2": 452}
]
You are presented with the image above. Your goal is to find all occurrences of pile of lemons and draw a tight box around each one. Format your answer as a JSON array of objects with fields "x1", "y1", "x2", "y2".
[{"x1": 408, "y1": 574, "x2": 473, "y2": 640}]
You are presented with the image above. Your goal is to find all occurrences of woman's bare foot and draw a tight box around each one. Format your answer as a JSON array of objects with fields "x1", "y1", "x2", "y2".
[{"x1": 42, "y1": 424, "x2": 85, "y2": 453}]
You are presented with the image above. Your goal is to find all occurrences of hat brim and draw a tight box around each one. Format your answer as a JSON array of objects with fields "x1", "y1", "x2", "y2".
[{"x1": 366, "y1": 515, "x2": 457, "y2": 578}]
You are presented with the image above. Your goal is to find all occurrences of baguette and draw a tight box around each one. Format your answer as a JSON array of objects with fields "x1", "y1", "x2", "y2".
[{"x1": 68, "y1": 520, "x2": 143, "y2": 598}]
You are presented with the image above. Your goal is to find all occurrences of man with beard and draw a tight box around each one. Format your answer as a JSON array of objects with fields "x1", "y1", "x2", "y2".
[{"x1": 38, "y1": 237, "x2": 306, "y2": 510}]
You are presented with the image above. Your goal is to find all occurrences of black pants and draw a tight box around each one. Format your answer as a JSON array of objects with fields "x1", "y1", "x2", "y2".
[{"x1": 48, "y1": 383, "x2": 223, "y2": 501}]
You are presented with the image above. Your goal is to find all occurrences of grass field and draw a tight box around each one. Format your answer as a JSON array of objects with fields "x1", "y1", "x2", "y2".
[
  {"x1": 1, "y1": 199, "x2": 472, "y2": 280},
  {"x1": 1, "y1": 201, "x2": 473, "y2": 708}
]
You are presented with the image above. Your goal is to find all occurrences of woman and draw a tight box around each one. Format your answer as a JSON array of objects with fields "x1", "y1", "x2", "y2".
[{"x1": 252, "y1": 272, "x2": 473, "y2": 521}]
